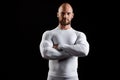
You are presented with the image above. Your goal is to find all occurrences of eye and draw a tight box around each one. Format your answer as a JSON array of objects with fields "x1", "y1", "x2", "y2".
[
  {"x1": 61, "y1": 12, "x2": 65, "y2": 15},
  {"x1": 67, "y1": 12, "x2": 70, "y2": 15}
]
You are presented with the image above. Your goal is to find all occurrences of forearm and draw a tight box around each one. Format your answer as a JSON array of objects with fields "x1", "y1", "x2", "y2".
[
  {"x1": 40, "y1": 47, "x2": 71, "y2": 60},
  {"x1": 39, "y1": 31, "x2": 71, "y2": 60},
  {"x1": 58, "y1": 43, "x2": 89, "y2": 57}
]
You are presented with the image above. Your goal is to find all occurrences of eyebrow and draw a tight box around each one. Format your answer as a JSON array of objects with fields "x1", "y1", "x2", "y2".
[{"x1": 61, "y1": 12, "x2": 72, "y2": 13}]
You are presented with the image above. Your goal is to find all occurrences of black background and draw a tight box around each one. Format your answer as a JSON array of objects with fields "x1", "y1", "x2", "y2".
[{"x1": 7, "y1": 0, "x2": 111, "y2": 80}]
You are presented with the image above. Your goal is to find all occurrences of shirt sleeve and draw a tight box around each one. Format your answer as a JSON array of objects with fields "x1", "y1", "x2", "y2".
[
  {"x1": 39, "y1": 31, "x2": 71, "y2": 60},
  {"x1": 58, "y1": 32, "x2": 90, "y2": 57}
]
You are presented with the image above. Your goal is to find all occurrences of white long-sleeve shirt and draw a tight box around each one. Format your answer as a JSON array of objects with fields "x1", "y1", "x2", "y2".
[{"x1": 40, "y1": 26, "x2": 89, "y2": 77}]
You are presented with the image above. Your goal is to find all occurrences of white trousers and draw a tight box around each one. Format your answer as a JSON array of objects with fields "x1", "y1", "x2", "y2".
[{"x1": 47, "y1": 75, "x2": 79, "y2": 80}]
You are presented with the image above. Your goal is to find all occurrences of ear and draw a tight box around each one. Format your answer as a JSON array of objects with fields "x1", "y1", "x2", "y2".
[
  {"x1": 57, "y1": 12, "x2": 59, "y2": 17},
  {"x1": 72, "y1": 12, "x2": 74, "y2": 18}
]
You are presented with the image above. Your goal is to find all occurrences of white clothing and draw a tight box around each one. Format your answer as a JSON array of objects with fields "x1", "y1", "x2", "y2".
[{"x1": 40, "y1": 26, "x2": 89, "y2": 80}]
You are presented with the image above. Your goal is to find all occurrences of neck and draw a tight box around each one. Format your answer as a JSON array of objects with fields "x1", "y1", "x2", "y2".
[{"x1": 59, "y1": 24, "x2": 71, "y2": 30}]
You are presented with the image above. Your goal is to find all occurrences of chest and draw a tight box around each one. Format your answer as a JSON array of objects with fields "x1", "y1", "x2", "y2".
[{"x1": 52, "y1": 30, "x2": 77, "y2": 45}]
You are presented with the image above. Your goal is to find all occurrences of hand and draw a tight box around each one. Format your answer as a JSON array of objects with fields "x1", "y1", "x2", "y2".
[{"x1": 53, "y1": 44, "x2": 58, "y2": 49}]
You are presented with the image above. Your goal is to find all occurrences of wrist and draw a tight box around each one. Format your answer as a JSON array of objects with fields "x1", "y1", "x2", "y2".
[
  {"x1": 58, "y1": 44, "x2": 63, "y2": 51},
  {"x1": 58, "y1": 44, "x2": 68, "y2": 50}
]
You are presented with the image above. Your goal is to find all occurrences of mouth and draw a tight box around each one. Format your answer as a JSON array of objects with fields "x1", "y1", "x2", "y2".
[{"x1": 62, "y1": 19, "x2": 69, "y2": 22}]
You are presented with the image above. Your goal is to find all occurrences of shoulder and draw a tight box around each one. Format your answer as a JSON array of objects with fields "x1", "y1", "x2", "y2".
[
  {"x1": 42, "y1": 27, "x2": 58, "y2": 35},
  {"x1": 73, "y1": 30, "x2": 86, "y2": 37},
  {"x1": 43, "y1": 27, "x2": 56, "y2": 34},
  {"x1": 43, "y1": 27, "x2": 57, "y2": 34},
  {"x1": 42, "y1": 29, "x2": 56, "y2": 39},
  {"x1": 42, "y1": 30, "x2": 51, "y2": 36},
  {"x1": 43, "y1": 30, "x2": 51, "y2": 35}
]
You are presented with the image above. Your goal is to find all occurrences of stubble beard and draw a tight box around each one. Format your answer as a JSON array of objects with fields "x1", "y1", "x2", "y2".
[{"x1": 59, "y1": 19, "x2": 71, "y2": 26}]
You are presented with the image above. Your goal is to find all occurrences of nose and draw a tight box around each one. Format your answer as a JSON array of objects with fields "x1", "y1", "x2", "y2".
[{"x1": 63, "y1": 13, "x2": 68, "y2": 18}]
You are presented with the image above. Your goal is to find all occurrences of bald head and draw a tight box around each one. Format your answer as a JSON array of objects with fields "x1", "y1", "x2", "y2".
[
  {"x1": 57, "y1": 3, "x2": 74, "y2": 26},
  {"x1": 58, "y1": 3, "x2": 73, "y2": 13}
]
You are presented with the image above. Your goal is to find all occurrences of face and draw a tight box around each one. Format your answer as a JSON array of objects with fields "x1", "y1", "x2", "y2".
[{"x1": 57, "y1": 4, "x2": 74, "y2": 26}]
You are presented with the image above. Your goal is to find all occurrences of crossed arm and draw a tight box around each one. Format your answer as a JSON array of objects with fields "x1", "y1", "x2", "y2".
[
  {"x1": 40, "y1": 31, "x2": 71, "y2": 60},
  {"x1": 58, "y1": 32, "x2": 89, "y2": 57},
  {"x1": 40, "y1": 31, "x2": 89, "y2": 60}
]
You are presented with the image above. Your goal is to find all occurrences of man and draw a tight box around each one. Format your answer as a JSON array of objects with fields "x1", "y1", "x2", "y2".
[{"x1": 40, "y1": 3, "x2": 89, "y2": 80}]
